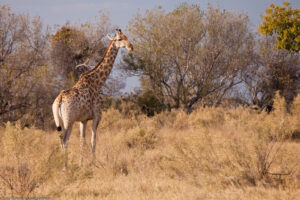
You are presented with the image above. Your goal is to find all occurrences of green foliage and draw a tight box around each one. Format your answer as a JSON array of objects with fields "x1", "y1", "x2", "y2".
[{"x1": 259, "y1": 1, "x2": 300, "y2": 52}]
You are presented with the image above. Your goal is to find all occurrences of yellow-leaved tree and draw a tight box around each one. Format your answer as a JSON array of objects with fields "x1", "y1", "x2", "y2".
[{"x1": 259, "y1": 1, "x2": 300, "y2": 52}]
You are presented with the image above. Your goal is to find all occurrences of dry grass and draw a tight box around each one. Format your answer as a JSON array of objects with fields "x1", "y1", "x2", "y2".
[{"x1": 0, "y1": 94, "x2": 300, "y2": 199}]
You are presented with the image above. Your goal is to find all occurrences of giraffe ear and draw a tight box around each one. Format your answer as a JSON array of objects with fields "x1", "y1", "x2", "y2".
[
  {"x1": 116, "y1": 29, "x2": 122, "y2": 34},
  {"x1": 107, "y1": 35, "x2": 114, "y2": 40}
]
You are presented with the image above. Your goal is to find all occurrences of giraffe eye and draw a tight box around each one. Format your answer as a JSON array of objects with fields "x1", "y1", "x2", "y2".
[{"x1": 117, "y1": 38, "x2": 122, "y2": 41}]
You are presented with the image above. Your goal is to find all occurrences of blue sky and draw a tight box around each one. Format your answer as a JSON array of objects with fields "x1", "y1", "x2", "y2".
[
  {"x1": 2, "y1": 0, "x2": 299, "y2": 29},
  {"x1": 1, "y1": 0, "x2": 299, "y2": 91}
]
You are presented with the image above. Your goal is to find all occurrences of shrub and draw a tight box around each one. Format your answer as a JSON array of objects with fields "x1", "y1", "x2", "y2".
[
  {"x1": 125, "y1": 127, "x2": 157, "y2": 150},
  {"x1": 0, "y1": 163, "x2": 41, "y2": 197}
]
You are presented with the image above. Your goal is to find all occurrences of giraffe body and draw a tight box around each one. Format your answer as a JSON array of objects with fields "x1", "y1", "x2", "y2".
[{"x1": 52, "y1": 29, "x2": 133, "y2": 164}]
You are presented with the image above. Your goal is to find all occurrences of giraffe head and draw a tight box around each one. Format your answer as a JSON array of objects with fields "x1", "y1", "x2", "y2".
[{"x1": 108, "y1": 29, "x2": 133, "y2": 51}]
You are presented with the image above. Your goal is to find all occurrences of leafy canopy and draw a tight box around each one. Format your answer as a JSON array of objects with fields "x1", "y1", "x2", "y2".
[{"x1": 259, "y1": 1, "x2": 300, "y2": 52}]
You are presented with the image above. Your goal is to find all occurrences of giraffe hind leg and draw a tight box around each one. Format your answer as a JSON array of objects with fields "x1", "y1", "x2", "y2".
[
  {"x1": 80, "y1": 121, "x2": 87, "y2": 166},
  {"x1": 61, "y1": 126, "x2": 72, "y2": 149},
  {"x1": 61, "y1": 126, "x2": 72, "y2": 169}
]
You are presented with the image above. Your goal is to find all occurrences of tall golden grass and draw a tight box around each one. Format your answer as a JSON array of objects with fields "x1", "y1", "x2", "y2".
[{"x1": 0, "y1": 93, "x2": 300, "y2": 199}]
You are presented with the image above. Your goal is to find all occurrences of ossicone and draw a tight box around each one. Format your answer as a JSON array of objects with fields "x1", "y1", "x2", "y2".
[{"x1": 116, "y1": 29, "x2": 122, "y2": 34}]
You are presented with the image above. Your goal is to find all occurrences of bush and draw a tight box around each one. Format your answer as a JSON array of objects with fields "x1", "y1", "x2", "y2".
[
  {"x1": 0, "y1": 163, "x2": 40, "y2": 197},
  {"x1": 125, "y1": 127, "x2": 157, "y2": 150},
  {"x1": 0, "y1": 92, "x2": 300, "y2": 199}
]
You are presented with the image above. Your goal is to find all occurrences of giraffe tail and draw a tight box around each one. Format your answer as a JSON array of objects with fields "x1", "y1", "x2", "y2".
[{"x1": 52, "y1": 93, "x2": 63, "y2": 132}]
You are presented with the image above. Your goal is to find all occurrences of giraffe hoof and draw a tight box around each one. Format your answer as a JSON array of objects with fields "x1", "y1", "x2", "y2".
[{"x1": 57, "y1": 126, "x2": 62, "y2": 131}]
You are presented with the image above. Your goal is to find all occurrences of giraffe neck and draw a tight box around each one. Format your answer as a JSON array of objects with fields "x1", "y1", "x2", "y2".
[{"x1": 79, "y1": 41, "x2": 119, "y2": 91}]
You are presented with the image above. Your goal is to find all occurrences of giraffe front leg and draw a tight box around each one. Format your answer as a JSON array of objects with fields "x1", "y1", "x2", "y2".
[
  {"x1": 80, "y1": 121, "x2": 87, "y2": 166},
  {"x1": 91, "y1": 114, "x2": 101, "y2": 159}
]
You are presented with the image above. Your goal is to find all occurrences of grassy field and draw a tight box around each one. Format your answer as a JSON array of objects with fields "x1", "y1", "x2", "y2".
[{"x1": 0, "y1": 94, "x2": 300, "y2": 200}]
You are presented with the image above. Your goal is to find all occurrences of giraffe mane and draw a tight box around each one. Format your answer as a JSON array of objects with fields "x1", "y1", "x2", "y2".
[{"x1": 80, "y1": 40, "x2": 114, "y2": 78}]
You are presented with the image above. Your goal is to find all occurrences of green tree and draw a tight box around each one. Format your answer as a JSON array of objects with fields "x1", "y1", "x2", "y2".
[{"x1": 259, "y1": 1, "x2": 300, "y2": 52}]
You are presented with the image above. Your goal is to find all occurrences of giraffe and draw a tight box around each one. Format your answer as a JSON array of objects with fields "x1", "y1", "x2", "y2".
[{"x1": 52, "y1": 29, "x2": 133, "y2": 165}]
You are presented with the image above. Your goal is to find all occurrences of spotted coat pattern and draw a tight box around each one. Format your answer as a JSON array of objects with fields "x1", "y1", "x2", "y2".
[{"x1": 52, "y1": 30, "x2": 133, "y2": 164}]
